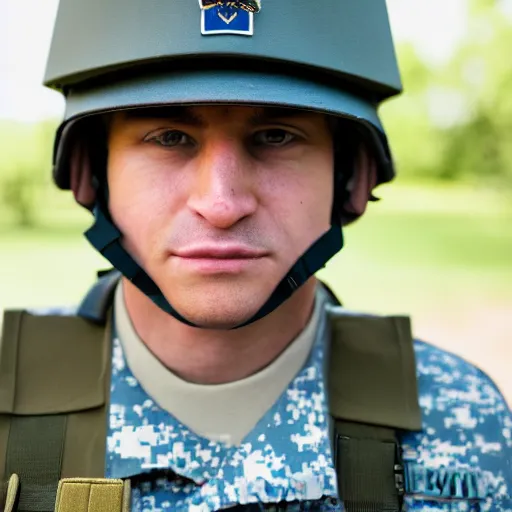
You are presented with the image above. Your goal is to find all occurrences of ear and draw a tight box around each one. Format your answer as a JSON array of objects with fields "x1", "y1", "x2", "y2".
[
  {"x1": 69, "y1": 137, "x2": 97, "y2": 210},
  {"x1": 342, "y1": 146, "x2": 377, "y2": 223}
]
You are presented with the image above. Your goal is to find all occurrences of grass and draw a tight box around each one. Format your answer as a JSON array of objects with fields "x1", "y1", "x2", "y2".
[{"x1": 1, "y1": 180, "x2": 511, "y2": 402}]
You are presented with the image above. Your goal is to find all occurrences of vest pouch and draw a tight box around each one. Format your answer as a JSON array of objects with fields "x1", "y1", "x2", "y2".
[{"x1": 55, "y1": 478, "x2": 130, "y2": 512}]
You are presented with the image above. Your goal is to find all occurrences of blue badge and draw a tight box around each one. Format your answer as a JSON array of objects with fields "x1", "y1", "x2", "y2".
[{"x1": 199, "y1": 0, "x2": 261, "y2": 36}]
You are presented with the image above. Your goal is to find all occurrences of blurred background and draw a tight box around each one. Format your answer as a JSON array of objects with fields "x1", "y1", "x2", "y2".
[{"x1": 0, "y1": 0, "x2": 510, "y2": 403}]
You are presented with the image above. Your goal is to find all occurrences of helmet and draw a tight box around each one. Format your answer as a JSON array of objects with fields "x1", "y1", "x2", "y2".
[{"x1": 44, "y1": 0, "x2": 401, "y2": 327}]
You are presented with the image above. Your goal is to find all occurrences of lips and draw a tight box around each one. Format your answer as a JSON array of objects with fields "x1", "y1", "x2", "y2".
[
  {"x1": 173, "y1": 245, "x2": 267, "y2": 259},
  {"x1": 170, "y1": 245, "x2": 268, "y2": 274}
]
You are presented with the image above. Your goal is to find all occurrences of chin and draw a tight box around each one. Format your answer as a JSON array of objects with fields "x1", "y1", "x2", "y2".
[
  {"x1": 160, "y1": 279, "x2": 274, "y2": 329},
  {"x1": 171, "y1": 300, "x2": 259, "y2": 330}
]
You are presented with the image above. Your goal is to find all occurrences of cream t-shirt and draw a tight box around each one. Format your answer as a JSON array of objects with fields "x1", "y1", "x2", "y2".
[{"x1": 114, "y1": 283, "x2": 322, "y2": 446}]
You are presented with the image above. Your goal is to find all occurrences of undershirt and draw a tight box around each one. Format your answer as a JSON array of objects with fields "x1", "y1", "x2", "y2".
[{"x1": 114, "y1": 282, "x2": 322, "y2": 446}]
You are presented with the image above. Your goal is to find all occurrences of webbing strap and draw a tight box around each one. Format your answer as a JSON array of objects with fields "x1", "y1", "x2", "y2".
[
  {"x1": 54, "y1": 478, "x2": 130, "y2": 512},
  {"x1": 5, "y1": 416, "x2": 67, "y2": 511},
  {"x1": 334, "y1": 423, "x2": 404, "y2": 512}
]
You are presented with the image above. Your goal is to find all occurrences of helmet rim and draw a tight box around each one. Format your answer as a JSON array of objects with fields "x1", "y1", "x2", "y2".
[{"x1": 54, "y1": 68, "x2": 394, "y2": 189}]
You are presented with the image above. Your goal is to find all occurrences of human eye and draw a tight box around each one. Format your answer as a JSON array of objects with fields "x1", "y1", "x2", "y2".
[
  {"x1": 144, "y1": 129, "x2": 194, "y2": 148},
  {"x1": 252, "y1": 129, "x2": 297, "y2": 147}
]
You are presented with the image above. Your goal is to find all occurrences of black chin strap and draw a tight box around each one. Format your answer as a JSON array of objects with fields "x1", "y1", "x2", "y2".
[{"x1": 85, "y1": 204, "x2": 343, "y2": 329}]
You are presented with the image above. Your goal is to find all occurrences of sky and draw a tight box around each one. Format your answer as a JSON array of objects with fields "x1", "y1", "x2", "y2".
[{"x1": 0, "y1": 0, "x2": 469, "y2": 122}]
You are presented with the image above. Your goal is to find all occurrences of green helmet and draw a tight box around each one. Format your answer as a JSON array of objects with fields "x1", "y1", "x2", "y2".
[{"x1": 44, "y1": 0, "x2": 401, "y2": 327}]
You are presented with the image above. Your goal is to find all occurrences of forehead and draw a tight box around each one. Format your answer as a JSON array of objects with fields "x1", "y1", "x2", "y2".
[{"x1": 113, "y1": 105, "x2": 329, "y2": 126}]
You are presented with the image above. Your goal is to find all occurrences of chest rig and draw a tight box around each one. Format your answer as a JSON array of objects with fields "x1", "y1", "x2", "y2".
[{"x1": 0, "y1": 271, "x2": 421, "y2": 511}]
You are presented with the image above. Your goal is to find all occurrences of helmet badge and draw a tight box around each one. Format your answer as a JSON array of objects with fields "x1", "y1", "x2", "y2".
[{"x1": 199, "y1": 0, "x2": 261, "y2": 36}]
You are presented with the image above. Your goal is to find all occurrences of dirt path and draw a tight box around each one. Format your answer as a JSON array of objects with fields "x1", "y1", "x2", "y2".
[{"x1": 413, "y1": 300, "x2": 512, "y2": 407}]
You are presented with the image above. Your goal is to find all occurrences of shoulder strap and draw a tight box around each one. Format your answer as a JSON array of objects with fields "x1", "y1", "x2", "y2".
[
  {"x1": 327, "y1": 297, "x2": 422, "y2": 512},
  {"x1": 0, "y1": 272, "x2": 118, "y2": 511},
  {"x1": 77, "y1": 269, "x2": 121, "y2": 324},
  {"x1": 328, "y1": 307, "x2": 421, "y2": 430}
]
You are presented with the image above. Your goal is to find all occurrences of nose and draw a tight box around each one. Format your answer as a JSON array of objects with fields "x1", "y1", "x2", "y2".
[{"x1": 187, "y1": 138, "x2": 258, "y2": 229}]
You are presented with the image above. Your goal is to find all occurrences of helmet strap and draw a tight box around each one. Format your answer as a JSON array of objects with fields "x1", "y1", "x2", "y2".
[{"x1": 84, "y1": 201, "x2": 343, "y2": 329}]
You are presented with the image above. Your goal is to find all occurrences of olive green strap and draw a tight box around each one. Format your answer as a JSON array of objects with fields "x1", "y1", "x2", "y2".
[
  {"x1": 60, "y1": 312, "x2": 113, "y2": 479},
  {"x1": 54, "y1": 478, "x2": 130, "y2": 512},
  {"x1": 328, "y1": 308, "x2": 422, "y2": 431},
  {"x1": 4, "y1": 416, "x2": 67, "y2": 511},
  {"x1": 334, "y1": 422, "x2": 405, "y2": 512},
  {"x1": 327, "y1": 307, "x2": 420, "y2": 510}
]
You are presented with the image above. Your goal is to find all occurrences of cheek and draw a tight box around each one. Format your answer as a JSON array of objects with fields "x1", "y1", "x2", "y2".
[
  {"x1": 107, "y1": 149, "x2": 187, "y2": 253},
  {"x1": 259, "y1": 152, "x2": 334, "y2": 236}
]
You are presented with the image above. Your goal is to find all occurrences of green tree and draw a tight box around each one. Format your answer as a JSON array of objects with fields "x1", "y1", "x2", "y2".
[
  {"x1": 0, "y1": 120, "x2": 57, "y2": 227},
  {"x1": 381, "y1": 0, "x2": 512, "y2": 189}
]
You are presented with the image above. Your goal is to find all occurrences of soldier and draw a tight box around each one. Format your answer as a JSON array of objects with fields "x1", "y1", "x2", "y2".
[{"x1": 0, "y1": 1, "x2": 510, "y2": 511}]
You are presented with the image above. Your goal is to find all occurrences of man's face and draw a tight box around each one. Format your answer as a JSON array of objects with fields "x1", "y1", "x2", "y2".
[{"x1": 107, "y1": 105, "x2": 334, "y2": 327}]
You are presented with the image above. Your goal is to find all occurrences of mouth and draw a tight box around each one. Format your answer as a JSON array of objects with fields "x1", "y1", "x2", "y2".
[
  {"x1": 174, "y1": 245, "x2": 267, "y2": 259},
  {"x1": 170, "y1": 245, "x2": 268, "y2": 274}
]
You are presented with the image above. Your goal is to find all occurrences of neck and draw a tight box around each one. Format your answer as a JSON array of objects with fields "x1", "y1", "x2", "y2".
[{"x1": 122, "y1": 278, "x2": 317, "y2": 384}]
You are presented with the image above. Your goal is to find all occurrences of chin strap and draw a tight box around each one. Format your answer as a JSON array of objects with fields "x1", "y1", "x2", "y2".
[
  {"x1": 237, "y1": 224, "x2": 342, "y2": 327},
  {"x1": 85, "y1": 203, "x2": 343, "y2": 329}
]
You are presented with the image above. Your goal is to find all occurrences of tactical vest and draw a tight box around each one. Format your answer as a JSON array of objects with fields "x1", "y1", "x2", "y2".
[{"x1": 0, "y1": 271, "x2": 422, "y2": 512}]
